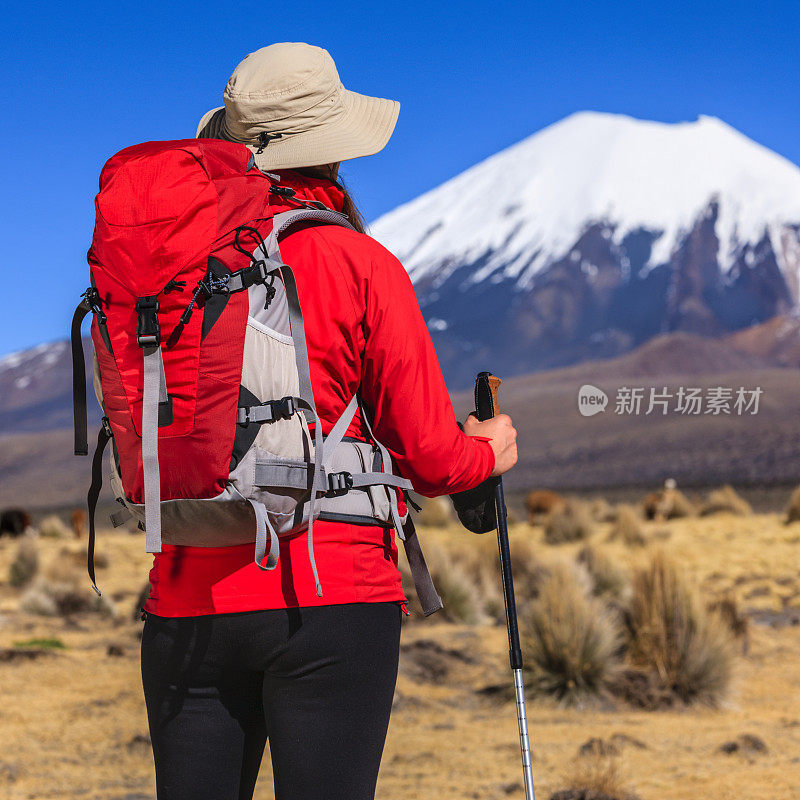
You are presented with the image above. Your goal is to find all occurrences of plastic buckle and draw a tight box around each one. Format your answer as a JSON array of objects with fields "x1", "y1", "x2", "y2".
[
  {"x1": 101, "y1": 416, "x2": 113, "y2": 438},
  {"x1": 270, "y1": 185, "x2": 296, "y2": 198},
  {"x1": 135, "y1": 296, "x2": 160, "y2": 347},
  {"x1": 253, "y1": 260, "x2": 268, "y2": 281},
  {"x1": 273, "y1": 396, "x2": 296, "y2": 421},
  {"x1": 326, "y1": 471, "x2": 353, "y2": 498}
]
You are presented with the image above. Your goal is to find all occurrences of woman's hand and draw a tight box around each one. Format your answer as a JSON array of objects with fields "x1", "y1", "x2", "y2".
[{"x1": 463, "y1": 413, "x2": 518, "y2": 477}]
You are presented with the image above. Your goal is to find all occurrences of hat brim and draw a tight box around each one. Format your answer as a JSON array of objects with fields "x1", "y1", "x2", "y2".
[{"x1": 196, "y1": 89, "x2": 399, "y2": 171}]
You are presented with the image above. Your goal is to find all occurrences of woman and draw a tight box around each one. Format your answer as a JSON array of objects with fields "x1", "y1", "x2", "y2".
[{"x1": 141, "y1": 42, "x2": 518, "y2": 800}]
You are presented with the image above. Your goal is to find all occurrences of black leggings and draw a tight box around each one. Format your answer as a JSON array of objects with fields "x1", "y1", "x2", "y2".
[{"x1": 141, "y1": 603, "x2": 401, "y2": 800}]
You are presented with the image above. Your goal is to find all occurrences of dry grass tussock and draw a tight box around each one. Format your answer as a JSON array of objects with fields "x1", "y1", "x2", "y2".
[
  {"x1": 36, "y1": 514, "x2": 71, "y2": 539},
  {"x1": 401, "y1": 528, "x2": 547, "y2": 625},
  {"x1": 589, "y1": 496, "x2": 617, "y2": 523},
  {"x1": 626, "y1": 550, "x2": 734, "y2": 706},
  {"x1": 19, "y1": 559, "x2": 117, "y2": 619},
  {"x1": 9, "y1": 537, "x2": 39, "y2": 588},
  {"x1": 544, "y1": 499, "x2": 594, "y2": 545},
  {"x1": 399, "y1": 542, "x2": 484, "y2": 624},
  {"x1": 553, "y1": 750, "x2": 639, "y2": 800},
  {"x1": 607, "y1": 505, "x2": 646, "y2": 547},
  {"x1": 700, "y1": 485, "x2": 752, "y2": 517},
  {"x1": 577, "y1": 545, "x2": 629, "y2": 603},
  {"x1": 522, "y1": 560, "x2": 622, "y2": 706},
  {"x1": 416, "y1": 497, "x2": 453, "y2": 528},
  {"x1": 662, "y1": 489, "x2": 696, "y2": 519}
]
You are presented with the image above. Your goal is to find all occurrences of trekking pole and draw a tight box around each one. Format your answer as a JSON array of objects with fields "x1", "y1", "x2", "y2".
[{"x1": 474, "y1": 371, "x2": 536, "y2": 800}]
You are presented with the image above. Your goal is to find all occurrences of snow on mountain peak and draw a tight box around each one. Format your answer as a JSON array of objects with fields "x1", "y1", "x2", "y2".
[
  {"x1": 370, "y1": 112, "x2": 800, "y2": 289},
  {"x1": 0, "y1": 340, "x2": 67, "y2": 375}
]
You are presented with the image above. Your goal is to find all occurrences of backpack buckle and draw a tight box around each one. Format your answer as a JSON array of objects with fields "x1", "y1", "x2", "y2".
[
  {"x1": 135, "y1": 296, "x2": 160, "y2": 347},
  {"x1": 82, "y1": 287, "x2": 107, "y2": 324},
  {"x1": 273, "y1": 396, "x2": 296, "y2": 421},
  {"x1": 326, "y1": 471, "x2": 353, "y2": 498}
]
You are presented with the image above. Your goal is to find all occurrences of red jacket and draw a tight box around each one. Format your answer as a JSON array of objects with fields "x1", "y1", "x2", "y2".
[{"x1": 144, "y1": 172, "x2": 494, "y2": 617}]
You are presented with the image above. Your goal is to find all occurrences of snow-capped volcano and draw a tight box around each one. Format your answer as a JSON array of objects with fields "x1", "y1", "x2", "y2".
[{"x1": 371, "y1": 112, "x2": 800, "y2": 386}]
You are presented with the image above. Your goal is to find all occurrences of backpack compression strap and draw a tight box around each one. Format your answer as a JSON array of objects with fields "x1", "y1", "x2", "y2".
[{"x1": 86, "y1": 417, "x2": 113, "y2": 595}]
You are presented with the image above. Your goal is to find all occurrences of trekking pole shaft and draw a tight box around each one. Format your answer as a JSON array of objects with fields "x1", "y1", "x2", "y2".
[
  {"x1": 494, "y1": 478, "x2": 523, "y2": 669},
  {"x1": 474, "y1": 372, "x2": 535, "y2": 800},
  {"x1": 514, "y1": 668, "x2": 535, "y2": 800}
]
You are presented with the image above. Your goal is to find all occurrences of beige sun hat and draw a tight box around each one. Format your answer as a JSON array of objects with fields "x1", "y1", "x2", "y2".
[{"x1": 197, "y1": 42, "x2": 400, "y2": 171}]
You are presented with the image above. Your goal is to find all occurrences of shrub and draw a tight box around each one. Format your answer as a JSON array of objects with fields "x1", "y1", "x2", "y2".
[
  {"x1": 544, "y1": 500, "x2": 594, "y2": 545},
  {"x1": 785, "y1": 485, "x2": 800, "y2": 524},
  {"x1": 708, "y1": 592, "x2": 749, "y2": 655},
  {"x1": 590, "y1": 497, "x2": 616, "y2": 523},
  {"x1": 607, "y1": 505, "x2": 646, "y2": 547},
  {"x1": 700, "y1": 485, "x2": 752, "y2": 517},
  {"x1": 19, "y1": 587, "x2": 58, "y2": 616},
  {"x1": 626, "y1": 551, "x2": 734, "y2": 705},
  {"x1": 665, "y1": 489, "x2": 696, "y2": 519},
  {"x1": 452, "y1": 538, "x2": 507, "y2": 624},
  {"x1": 9, "y1": 538, "x2": 39, "y2": 588},
  {"x1": 554, "y1": 750, "x2": 639, "y2": 800},
  {"x1": 399, "y1": 544, "x2": 483, "y2": 623},
  {"x1": 20, "y1": 569, "x2": 117, "y2": 619},
  {"x1": 434, "y1": 555, "x2": 482, "y2": 624},
  {"x1": 577, "y1": 545, "x2": 630, "y2": 602},
  {"x1": 485, "y1": 535, "x2": 548, "y2": 604},
  {"x1": 417, "y1": 497, "x2": 453, "y2": 529},
  {"x1": 37, "y1": 514, "x2": 70, "y2": 539},
  {"x1": 522, "y1": 561, "x2": 622, "y2": 705}
]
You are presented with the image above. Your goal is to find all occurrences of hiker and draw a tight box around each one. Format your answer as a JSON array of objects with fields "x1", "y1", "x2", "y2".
[{"x1": 137, "y1": 43, "x2": 518, "y2": 800}]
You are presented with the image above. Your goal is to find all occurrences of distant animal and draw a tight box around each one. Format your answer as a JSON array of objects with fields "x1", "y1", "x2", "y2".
[
  {"x1": 524, "y1": 490, "x2": 566, "y2": 525},
  {"x1": 70, "y1": 508, "x2": 87, "y2": 539},
  {"x1": 642, "y1": 492, "x2": 665, "y2": 521},
  {"x1": 642, "y1": 479, "x2": 683, "y2": 521},
  {"x1": 0, "y1": 508, "x2": 32, "y2": 537}
]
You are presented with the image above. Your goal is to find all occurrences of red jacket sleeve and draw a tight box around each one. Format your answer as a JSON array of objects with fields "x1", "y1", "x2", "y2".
[{"x1": 359, "y1": 239, "x2": 495, "y2": 497}]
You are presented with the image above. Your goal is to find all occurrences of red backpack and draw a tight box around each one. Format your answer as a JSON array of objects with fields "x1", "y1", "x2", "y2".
[{"x1": 71, "y1": 139, "x2": 441, "y2": 614}]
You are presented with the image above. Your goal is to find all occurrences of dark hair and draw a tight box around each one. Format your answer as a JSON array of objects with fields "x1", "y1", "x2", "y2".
[{"x1": 294, "y1": 166, "x2": 367, "y2": 234}]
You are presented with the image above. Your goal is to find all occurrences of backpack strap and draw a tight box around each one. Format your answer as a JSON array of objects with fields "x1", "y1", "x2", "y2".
[
  {"x1": 400, "y1": 517, "x2": 442, "y2": 616},
  {"x1": 249, "y1": 499, "x2": 279, "y2": 571},
  {"x1": 87, "y1": 417, "x2": 113, "y2": 595},
  {"x1": 263, "y1": 206, "x2": 441, "y2": 614},
  {"x1": 135, "y1": 296, "x2": 166, "y2": 555},
  {"x1": 71, "y1": 287, "x2": 112, "y2": 457},
  {"x1": 250, "y1": 207, "x2": 354, "y2": 594},
  {"x1": 356, "y1": 397, "x2": 443, "y2": 615},
  {"x1": 275, "y1": 262, "x2": 325, "y2": 594},
  {"x1": 71, "y1": 296, "x2": 92, "y2": 456}
]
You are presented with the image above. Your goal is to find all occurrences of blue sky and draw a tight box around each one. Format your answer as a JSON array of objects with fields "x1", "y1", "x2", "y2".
[{"x1": 1, "y1": 0, "x2": 798, "y2": 357}]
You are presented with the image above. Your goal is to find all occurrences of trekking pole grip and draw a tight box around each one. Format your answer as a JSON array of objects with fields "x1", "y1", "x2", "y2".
[{"x1": 475, "y1": 371, "x2": 502, "y2": 421}]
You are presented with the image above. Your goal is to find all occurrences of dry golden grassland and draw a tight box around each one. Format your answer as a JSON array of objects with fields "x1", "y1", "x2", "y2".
[{"x1": 0, "y1": 504, "x2": 798, "y2": 799}]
